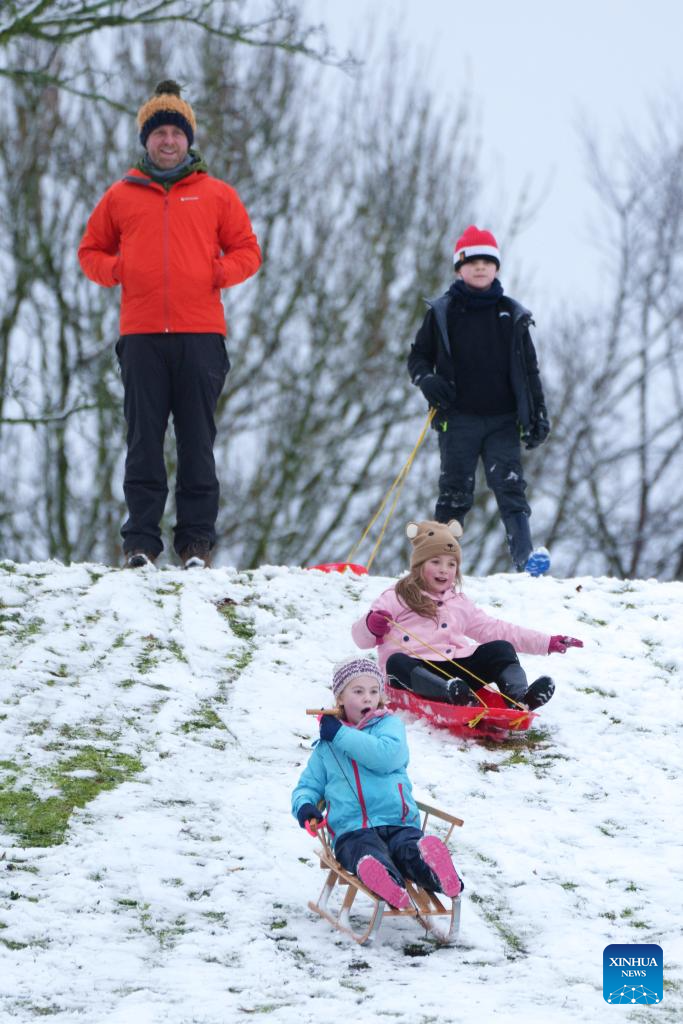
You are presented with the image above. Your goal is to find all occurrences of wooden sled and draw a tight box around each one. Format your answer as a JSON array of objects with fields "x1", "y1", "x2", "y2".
[
  {"x1": 307, "y1": 800, "x2": 463, "y2": 946},
  {"x1": 386, "y1": 683, "x2": 537, "y2": 740}
]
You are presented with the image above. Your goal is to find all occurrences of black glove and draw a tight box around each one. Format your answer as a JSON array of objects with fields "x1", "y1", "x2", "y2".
[
  {"x1": 417, "y1": 374, "x2": 457, "y2": 410},
  {"x1": 319, "y1": 714, "x2": 342, "y2": 742},
  {"x1": 522, "y1": 408, "x2": 550, "y2": 449},
  {"x1": 296, "y1": 802, "x2": 324, "y2": 829}
]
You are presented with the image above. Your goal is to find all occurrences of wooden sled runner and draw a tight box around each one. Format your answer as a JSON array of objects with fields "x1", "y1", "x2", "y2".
[
  {"x1": 386, "y1": 683, "x2": 537, "y2": 740},
  {"x1": 307, "y1": 800, "x2": 463, "y2": 945}
]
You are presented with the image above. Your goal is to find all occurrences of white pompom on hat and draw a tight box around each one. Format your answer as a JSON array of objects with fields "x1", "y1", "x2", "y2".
[
  {"x1": 406, "y1": 519, "x2": 463, "y2": 568},
  {"x1": 453, "y1": 225, "x2": 500, "y2": 269},
  {"x1": 331, "y1": 657, "x2": 384, "y2": 699}
]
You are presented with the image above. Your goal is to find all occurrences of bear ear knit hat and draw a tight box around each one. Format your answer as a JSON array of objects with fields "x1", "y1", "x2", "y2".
[
  {"x1": 406, "y1": 519, "x2": 463, "y2": 568},
  {"x1": 453, "y1": 225, "x2": 500, "y2": 270},
  {"x1": 137, "y1": 79, "x2": 196, "y2": 148},
  {"x1": 331, "y1": 657, "x2": 385, "y2": 700}
]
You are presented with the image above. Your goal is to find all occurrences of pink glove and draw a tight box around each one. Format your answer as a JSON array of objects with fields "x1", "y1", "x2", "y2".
[
  {"x1": 548, "y1": 635, "x2": 584, "y2": 654},
  {"x1": 366, "y1": 610, "x2": 391, "y2": 639}
]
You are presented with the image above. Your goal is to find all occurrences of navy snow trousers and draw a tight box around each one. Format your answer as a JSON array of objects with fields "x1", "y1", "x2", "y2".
[{"x1": 334, "y1": 825, "x2": 443, "y2": 891}]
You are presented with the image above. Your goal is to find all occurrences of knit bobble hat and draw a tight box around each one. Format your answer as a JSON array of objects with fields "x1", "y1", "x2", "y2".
[
  {"x1": 331, "y1": 657, "x2": 385, "y2": 700},
  {"x1": 453, "y1": 225, "x2": 500, "y2": 270},
  {"x1": 406, "y1": 519, "x2": 463, "y2": 569},
  {"x1": 137, "y1": 79, "x2": 196, "y2": 148}
]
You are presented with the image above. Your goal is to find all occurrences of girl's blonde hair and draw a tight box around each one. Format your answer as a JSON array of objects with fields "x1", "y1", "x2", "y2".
[{"x1": 394, "y1": 556, "x2": 462, "y2": 622}]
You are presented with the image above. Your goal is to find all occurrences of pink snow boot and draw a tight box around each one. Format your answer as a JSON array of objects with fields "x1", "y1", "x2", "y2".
[
  {"x1": 418, "y1": 835, "x2": 463, "y2": 897},
  {"x1": 357, "y1": 856, "x2": 411, "y2": 909}
]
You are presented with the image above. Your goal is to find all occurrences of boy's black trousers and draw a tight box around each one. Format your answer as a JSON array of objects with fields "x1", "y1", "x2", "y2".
[
  {"x1": 116, "y1": 333, "x2": 229, "y2": 559},
  {"x1": 434, "y1": 411, "x2": 533, "y2": 569}
]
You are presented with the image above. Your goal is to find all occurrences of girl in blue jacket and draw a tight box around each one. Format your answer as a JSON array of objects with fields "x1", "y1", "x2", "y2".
[{"x1": 292, "y1": 657, "x2": 462, "y2": 910}]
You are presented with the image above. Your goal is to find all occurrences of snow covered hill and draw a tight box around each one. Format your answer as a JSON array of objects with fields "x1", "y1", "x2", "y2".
[{"x1": 1, "y1": 560, "x2": 682, "y2": 1023}]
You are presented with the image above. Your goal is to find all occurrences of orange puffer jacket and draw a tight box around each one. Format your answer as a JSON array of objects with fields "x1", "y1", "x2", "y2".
[{"x1": 78, "y1": 168, "x2": 261, "y2": 335}]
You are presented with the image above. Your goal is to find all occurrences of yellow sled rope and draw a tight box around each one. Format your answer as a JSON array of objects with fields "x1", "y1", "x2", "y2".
[
  {"x1": 385, "y1": 618, "x2": 530, "y2": 729},
  {"x1": 345, "y1": 409, "x2": 436, "y2": 572}
]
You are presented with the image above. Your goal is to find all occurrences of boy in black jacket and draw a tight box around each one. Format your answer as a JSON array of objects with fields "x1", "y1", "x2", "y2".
[{"x1": 408, "y1": 225, "x2": 550, "y2": 575}]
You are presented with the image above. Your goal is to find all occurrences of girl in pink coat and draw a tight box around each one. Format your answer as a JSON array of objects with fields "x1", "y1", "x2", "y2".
[{"x1": 351, "y1": 520, "x2": 582, "y2": 710}]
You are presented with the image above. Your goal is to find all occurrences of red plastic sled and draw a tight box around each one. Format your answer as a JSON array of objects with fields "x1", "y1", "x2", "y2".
[
  {"x1": 385, "y1": 683, "x2": 537, "y2": 740},
  {"x1": 307, "y1": 562, "x2": 368, "y2": 576}
]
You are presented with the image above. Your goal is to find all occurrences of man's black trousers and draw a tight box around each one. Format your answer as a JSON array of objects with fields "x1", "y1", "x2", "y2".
[{"x1": 116, "y1": 333, "x2": 229, "y2": 558}]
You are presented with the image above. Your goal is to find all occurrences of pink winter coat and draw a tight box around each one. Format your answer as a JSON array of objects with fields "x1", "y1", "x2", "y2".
[{"x1": 351, "y1": 585, "x2": 550, "y2": 674}]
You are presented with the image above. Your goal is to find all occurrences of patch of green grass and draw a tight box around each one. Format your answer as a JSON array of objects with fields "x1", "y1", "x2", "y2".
[
  {"x1": 597, "y1": 819, "x2": 624, "y2": 838},
  {"x1": 469, "y1": 891, "x2": 528, "y2": 958},
  {"x1": 203, "y1": 910, "x2": 226, "y2": 922},
  {"x1": 499, "y1": 750, "x2": 530, "y2": 767},
  {"x1": 232, "y1": 650, "x2": 253, "y2": 672},
  {"x1": 167, "y1": 639, "x2": 187, "y2": 663},
  {"x1": 180, "y1": 704, "x2": 226, "y2": 733},
  {"x1": 0, "y1": 561, "x2": 17, "y2": 573},
  {"x1": 14, "y1": 616, "x2": 45, "y2": 643},
  {"x1": 339, "y1": 978, "x2": 366, "y2": 991},
  {"x1": 156, "y1": 583, "x2": 182, "y2": 596},
  {"x1": 217, "y1": 602, "x2": 256, "y2": 642},
  {"x1": 0, "y1": 610, "x2": 21, "y2": 632},
  {"x1": 238, "y1": 1005, "x2": 290, "y2": 1015},
  {"x1": 577, "y1": 685, "x2": 616, "y2": 698},
  {"x1": 136, "y1": 634, "x2": 162, "y2": 674},
  {"x1": 0, "y1": 746, "x2": 143, "y2": 847},
  {"x1": 135, "y1": 633, "x2": 188, "y2": 673}
]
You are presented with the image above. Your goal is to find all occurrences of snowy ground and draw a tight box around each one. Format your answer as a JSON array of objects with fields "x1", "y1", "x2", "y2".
[{"x1": 0, "y1": 560, "x2": 681, "y2": 1023}]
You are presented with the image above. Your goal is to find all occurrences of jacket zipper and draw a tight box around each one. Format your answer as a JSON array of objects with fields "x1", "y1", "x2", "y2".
[
  {"x1": 351, "y1": 760, "x2": 368, "y2": 828},
  {"x1": 163, "y1": 194, "x2": 170, "y2": 332},
  {"x1": 398, "y1": 783, "x2": 409, "y2": 822}
]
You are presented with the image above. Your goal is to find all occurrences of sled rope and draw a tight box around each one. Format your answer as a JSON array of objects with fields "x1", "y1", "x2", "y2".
[
  {"x1": 385, "y1": 618, "x2": 528, "y2": 715},
  {"x1": 346, "y1": 409, "x2": 436, "y2": 571}
]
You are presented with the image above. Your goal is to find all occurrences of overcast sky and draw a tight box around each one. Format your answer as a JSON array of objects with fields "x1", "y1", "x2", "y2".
[{"x1": 306, "y1": 0, "x2": 683, "y2": 311}]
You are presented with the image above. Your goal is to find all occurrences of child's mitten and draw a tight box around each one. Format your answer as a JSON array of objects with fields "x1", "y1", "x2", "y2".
[
  {"x1": 320, "y1": 714, "x2": 342, "y2": 742},
  {"x1": 366, "y1": 610, "x2": 391, "y2": 638},
  {"x1": 296, "y1": 803, "x2": 324, "y2": 829},
  {"x1": 548, "y1": 635, "x2": 584, "y2": 654}
]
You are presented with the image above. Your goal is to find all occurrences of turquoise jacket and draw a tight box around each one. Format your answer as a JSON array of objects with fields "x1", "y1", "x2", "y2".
[{"x1": 291, "y1": 711, "x2": 421, "y2": 847}]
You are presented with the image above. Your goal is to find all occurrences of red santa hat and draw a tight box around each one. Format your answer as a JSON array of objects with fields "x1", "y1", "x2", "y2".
[{"x1": 453, "y1": 225, "x2": 500, "y2": 269}]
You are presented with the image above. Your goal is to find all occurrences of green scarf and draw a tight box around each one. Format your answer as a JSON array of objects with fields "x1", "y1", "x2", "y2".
[{"x1": 136, "y1": 149, "x2": 208, "y2": 190}]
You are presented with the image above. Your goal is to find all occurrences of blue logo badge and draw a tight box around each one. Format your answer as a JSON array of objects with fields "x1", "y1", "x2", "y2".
[{"x1": 603, "y1": 944, "x2": 663, "y2": 1004}]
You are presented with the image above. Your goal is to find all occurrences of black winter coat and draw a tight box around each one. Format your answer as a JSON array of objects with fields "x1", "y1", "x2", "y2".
[{"x1": 408, "y1": 291, "x2": 548, "y2": 434}]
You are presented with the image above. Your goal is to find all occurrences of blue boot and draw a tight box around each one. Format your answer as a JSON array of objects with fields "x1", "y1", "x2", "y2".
[{"x1": 524, "y1": 547, "x2": 551, "y2": 577}]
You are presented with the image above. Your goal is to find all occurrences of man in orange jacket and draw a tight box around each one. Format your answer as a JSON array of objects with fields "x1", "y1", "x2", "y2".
[{"x1": 79, "y1": 80, "x2": 261, "y2": 569}]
